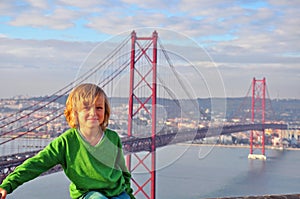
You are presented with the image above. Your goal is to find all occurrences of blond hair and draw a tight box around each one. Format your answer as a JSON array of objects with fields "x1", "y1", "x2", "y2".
[{"x1": 64, "y1": 83, "x2": 110, "y2": 131}]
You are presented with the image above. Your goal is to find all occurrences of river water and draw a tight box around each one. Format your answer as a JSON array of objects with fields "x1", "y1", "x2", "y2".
[{"x1": 5, "y1": 144, "x2": 300, "y2": 199}]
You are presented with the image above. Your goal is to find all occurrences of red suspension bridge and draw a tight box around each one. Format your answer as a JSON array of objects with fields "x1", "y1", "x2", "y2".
[{"x1": 0, "y1": 30, "x2": 289, "y2": 199}]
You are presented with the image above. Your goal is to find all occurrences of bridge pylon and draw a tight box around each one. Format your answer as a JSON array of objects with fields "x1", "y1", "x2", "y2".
[
  {"x1": 248, "y1": 77, "x2": 267, "y2": 160},
  {"x1": 127, "y1": 30, "x2": 158, "y2": 199}
]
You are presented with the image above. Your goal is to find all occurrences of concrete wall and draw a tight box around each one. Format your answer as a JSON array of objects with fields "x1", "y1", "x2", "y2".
[{"x1": 207, "y1": 193, "x2": 300, "y2": 199}]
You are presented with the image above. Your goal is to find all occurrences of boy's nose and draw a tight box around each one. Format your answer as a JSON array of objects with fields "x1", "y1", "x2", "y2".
[{"x1": 89, "y1": 107, "x2": 96, "y2": 115}]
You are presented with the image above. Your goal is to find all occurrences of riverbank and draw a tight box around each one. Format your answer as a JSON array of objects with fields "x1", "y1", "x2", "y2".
[{"x1": 178, "y1": 142, "x2": 300, "y2": 151}]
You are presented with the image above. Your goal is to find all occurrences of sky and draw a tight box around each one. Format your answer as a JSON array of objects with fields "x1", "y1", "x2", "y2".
[{"x1": 0, "y1": 0, "x2": 299, "y2": 99}]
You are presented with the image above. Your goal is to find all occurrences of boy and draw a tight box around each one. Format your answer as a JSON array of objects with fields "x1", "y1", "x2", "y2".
[{"x1": 0, "y1": 83, "x2": 135, "y2": 199}]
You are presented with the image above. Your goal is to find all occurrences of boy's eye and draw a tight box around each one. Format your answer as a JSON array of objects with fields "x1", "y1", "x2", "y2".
[{"x1": 96, "y1": 106, "x2": 103, "y2": 110}]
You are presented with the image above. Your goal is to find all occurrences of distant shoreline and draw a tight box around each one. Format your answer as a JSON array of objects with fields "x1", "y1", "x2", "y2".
[{"x1": 178, "y1": 143, "x2": 300, "y2": 151}]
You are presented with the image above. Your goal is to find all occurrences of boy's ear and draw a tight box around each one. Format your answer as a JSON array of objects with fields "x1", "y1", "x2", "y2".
[{"x1": 72, "y1": 111, "x2": 78, "y2": 124}]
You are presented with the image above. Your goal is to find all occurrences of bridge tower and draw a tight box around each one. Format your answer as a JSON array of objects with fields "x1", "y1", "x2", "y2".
[
  {"x1": 127, "y1": 30, "x2": 158, "y2": 199},
  {"x1": 248, "y1": 77, "x2": 267, "y2": 160}
]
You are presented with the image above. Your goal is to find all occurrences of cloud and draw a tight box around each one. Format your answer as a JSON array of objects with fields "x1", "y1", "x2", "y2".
[
  {"x1": 0, "y1": 38, "x2": 99, "y2": 97},
  {"x1": 0, "y1": 0, "x2": 298, "y2": 98},
  {"x1": 0, "y1": 38, "x2": 94, "y2": 68},
  {"x1": 58, "y1": 0, "x2": 108, "y2": 8},
  {"x1": 0, "y1": 33, "x2": 8, "y2": 38},
  {"x1": 8, "y1": 8, "x2": 79, "y2": 29},
  {"x1": 25, "y1": 0, "x2": 49, "y2": 9},
  {"x1": 218, "y1": 62, "x2": 300, "y2": 99}
]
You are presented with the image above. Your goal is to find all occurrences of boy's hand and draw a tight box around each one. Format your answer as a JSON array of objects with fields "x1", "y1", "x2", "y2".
[{"x1": 0, "y1": 188, "x2": 7, "y2": 199}]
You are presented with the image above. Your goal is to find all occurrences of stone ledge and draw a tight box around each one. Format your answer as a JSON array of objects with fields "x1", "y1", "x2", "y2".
[{"x1": 207, "y1": 194, "x2": 300, "y2": 199}]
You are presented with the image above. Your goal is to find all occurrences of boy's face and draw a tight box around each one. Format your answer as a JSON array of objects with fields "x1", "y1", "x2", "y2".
[{"x1": 77, "y1": 96, "x2": 105, "y2": 130}]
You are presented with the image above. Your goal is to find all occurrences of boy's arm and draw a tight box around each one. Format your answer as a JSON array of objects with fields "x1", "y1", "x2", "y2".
[
  {"x1": 116, "y1": 137, "x2": 135, "y2": 199},
  {"x1": 0, "y1": 137, "x2": 65, "y2": 194}
]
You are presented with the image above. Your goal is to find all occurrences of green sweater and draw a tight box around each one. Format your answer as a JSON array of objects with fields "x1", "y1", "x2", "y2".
[{"x1": 0, "y1": 128, "x2": 135, "y2": 199}]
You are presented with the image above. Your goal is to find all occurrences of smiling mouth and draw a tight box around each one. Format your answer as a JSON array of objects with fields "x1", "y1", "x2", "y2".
[{"x1": 89, "y1": 118, "x2": 98, "y2": 120}]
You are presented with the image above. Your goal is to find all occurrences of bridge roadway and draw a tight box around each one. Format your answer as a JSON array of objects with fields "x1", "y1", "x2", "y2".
[{"x1": 0, "y1": 123, "x2": 287, "y2": 182}]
